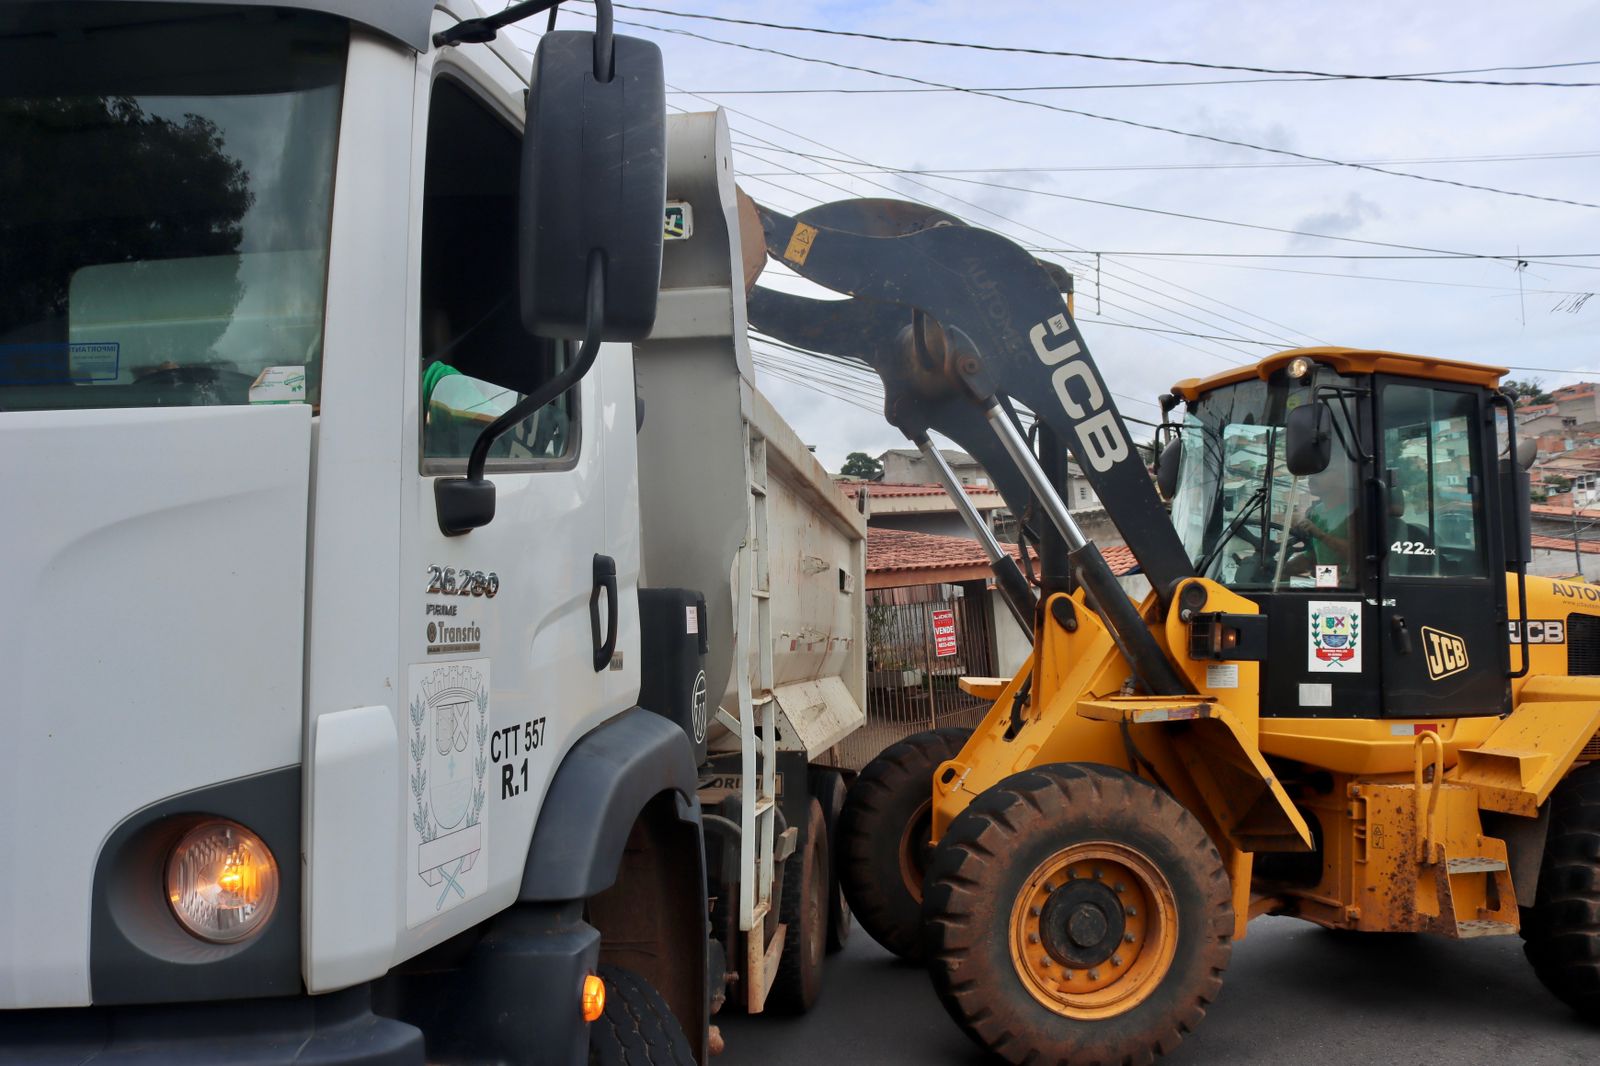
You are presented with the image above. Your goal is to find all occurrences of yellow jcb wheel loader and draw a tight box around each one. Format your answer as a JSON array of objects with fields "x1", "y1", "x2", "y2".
[{"x1": 742, "y1": 193, "x2": 1600, "y2": 1065}]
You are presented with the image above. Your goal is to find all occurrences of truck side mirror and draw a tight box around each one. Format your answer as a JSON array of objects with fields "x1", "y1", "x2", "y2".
[
  {"x1": 1285, "y1": 401, "x2": 1333, "y2": 476},
  {"x1": 1155, "y1": 437, "x2": 1182, "y2": 500},
  {"x1": 520, "y1": 27, "x2": 665, "y2": 340}
]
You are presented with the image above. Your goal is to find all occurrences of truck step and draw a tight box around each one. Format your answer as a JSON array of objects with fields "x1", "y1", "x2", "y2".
[
  {"x1": 1455, "y1": 919, "x2": 1518, "y2": 939},
  {"x1": 1446, "y1": 856, "x2": 1508, "y2": 874}
]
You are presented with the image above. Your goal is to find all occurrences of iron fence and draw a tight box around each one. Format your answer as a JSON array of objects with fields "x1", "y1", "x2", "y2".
[{"x1": 837, "y1": 580, "x2": 996, "y2": 770}]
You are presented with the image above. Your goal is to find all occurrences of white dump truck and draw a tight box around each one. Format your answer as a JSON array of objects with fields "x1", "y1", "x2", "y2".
[{"x1": 0, "y1": 2, "x2": 863, "y2": 1062}]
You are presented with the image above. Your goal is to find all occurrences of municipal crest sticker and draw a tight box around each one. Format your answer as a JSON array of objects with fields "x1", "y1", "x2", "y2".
[
  {"x1": 406, "y1": 659, "x2": 490, "y2": 926},
  {"x1": 1308, "y1": 601, "x2": 1362, "y2": 672}
]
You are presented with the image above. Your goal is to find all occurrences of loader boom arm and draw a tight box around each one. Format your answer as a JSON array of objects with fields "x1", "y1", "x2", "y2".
[{"x1": 748, "y1": 202, "x2": 1194, "y2": 606}]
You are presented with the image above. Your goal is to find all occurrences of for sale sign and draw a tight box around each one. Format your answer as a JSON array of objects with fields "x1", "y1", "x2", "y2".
[{"x1": 931, "y1": 608, "x2": 958, "y2": 658}]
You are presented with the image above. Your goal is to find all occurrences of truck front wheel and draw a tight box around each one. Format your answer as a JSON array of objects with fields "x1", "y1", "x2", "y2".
[
  {"x1": 922, "y1": 763, "x2": 1232, "y2": 1066},
  {"x1": 837, "y1": 728, "x2": 971, "y2": 961},
  {"x1": 588, "y1": 964, "x2": 696, "y2": 1066}
]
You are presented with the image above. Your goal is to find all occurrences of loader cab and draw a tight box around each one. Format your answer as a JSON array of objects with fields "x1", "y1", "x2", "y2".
[{"x1": 1168, "y1": 350, "x2": 1511, "y2": 719}]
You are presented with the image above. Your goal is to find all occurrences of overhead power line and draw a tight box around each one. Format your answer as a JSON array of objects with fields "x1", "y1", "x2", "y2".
[
  {"x1": 604, "y1": 4, "x2": 1600, "y2": 87},
  {"x1": 732, "y1": 140, "x2": 1600, "y2": 272},
  {"x1": 581, "y1": 12, "x2": 1600, "y2": 211},
  {"x1": 733, "y1": 149, "x2": 1600, "y2": 173}
]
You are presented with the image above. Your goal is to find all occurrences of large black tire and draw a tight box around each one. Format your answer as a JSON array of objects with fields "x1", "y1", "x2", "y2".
[
  {"x1": 771, "y1": 798, "x2": 829, "y2": 1013},
  {"x1": 811, "y1": 767, "x2": 854, "y2": 953},
  {"x1": 837, "y1": 727, "x2": 971, "y2": 962},
  {"x1": 923, "y1": 763, "x2": 1233, "y2": 1066},
  {"x1": 1523, "y1": 763, "x2": 1600, "y2": 1020},
  {"x1": 588, "y1": 964, "x2": 696, "y2": 1066}
]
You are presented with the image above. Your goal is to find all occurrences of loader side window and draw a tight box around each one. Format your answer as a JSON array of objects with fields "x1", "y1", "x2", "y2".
[
  {"x1": 418, "y1": 77, "x2": 576, "y2": 470},
  {"x1": 1378, "y1": 385, "x2": 1485, "y2": 579}
]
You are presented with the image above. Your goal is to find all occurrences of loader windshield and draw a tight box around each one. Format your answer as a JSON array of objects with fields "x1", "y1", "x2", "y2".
[
  {"x1": 0, "y1": 5, "x2": 347, "y2": 411},
  {"x1": 1170, "y1": 370, "x2": 1362, "y2": 591}
]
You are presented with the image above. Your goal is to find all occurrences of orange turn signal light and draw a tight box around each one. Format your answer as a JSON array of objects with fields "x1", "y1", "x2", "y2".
[{"x1": 582, "y1": 974, "x2": 606, "y2": 1022}]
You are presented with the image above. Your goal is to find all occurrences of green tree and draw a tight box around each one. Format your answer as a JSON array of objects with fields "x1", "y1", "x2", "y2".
[
  {"x1": 1504, "y1": 379, "x2": 1553, "y2": 405},
  {"x1": 0, "y1": 95, "x2": 253, "y2": 346},
  {"x1": 839, "y1": 451, "x2": 883, "y2": 480}
]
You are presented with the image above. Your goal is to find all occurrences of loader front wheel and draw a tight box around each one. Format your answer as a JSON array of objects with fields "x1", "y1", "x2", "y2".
[
  {"x1": 1524, "y1": 763, "x2": 1600, "y2": 1020},
  {"x1": 838, "y1": 727, "x2": 971, "y2": 961},
  {"x1": 923, "y1": 763, "x2": 1232, "y2": 1066}
]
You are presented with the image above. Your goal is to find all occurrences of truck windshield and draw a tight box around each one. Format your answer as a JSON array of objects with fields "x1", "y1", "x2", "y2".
[
  {"x1": 0, "y1": 6, "x2": 347, "y2": 411},
  {"x1": 1168, "y1": 369, "x2": 1362, "y2": 592}
]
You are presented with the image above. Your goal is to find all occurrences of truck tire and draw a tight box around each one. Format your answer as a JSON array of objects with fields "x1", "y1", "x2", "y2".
[
  {"x1": 923, "y1": 763, "x2": 1233, "y2": 1066},
  {"x1": 1523, "y1": 763, "x2": 1600, "y2": 1020},
  {"x1": 837, "y1": 727, "x2": 971, "y2": 962},
  {"x1": 810, "y1": 767, "x2": 853, "y2": 953},
  {"x1": 588, "y1": 963, "x2": 696, "y2": 1066},
  {"x1": 771, "y1": 798, "x2": 829, "y2": 1013}
]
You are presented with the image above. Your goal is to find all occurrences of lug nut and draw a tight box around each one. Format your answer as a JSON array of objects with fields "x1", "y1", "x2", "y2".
[
  {"x1": 1112, "y1": 954, "x2": 1124, "y2": 967},
  {"x1": 1127, "y1": 907, "x2": 1138, "y2": 917},
  {"x1": 1088, "y1": 968, "x2": 1101, "y2": 981},
  {"x1": 1028, "y1": 933, "x2": 1039, "y2": 944},
  {"x1": 1093, "y1": 868, "x2": 1103, "y2": 879},
  {"x1": 1030, "y1": 906, "x2": 1042, "y2": 917},
  {"x1": 1124, "y1": 933, "x2": 1136, "y2": 943},
  {"x1": 1113, "y1": 883, "x2": 1125, "y2": 893}
]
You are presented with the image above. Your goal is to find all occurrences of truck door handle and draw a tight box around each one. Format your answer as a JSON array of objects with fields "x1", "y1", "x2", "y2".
[
  {"x1": 591, "y1": 554, "x2": 619, "y2": 671},
  {"x1": 1391, "y1": 613, "x2": 1412, "y2": 655}
]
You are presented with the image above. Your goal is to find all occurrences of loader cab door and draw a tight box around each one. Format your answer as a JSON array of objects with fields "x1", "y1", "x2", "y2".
[{"x1": 1373, "y1": 379, "x2": 1509, "y2": 717}]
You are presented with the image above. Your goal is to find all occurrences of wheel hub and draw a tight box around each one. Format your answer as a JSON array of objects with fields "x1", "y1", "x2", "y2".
[
  {"x1": 1039, "y1": 880, "x2": 1125, "y2": 968},
  {"x1": 1008, "y1": 842, "x2": 1180, "y2": 1020}
]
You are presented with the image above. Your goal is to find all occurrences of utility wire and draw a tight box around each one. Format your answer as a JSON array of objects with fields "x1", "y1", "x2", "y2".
[
  {"x1": 686, "y1": 96, "x2": 1312, "y2": 354},
  {"x1": 736, "y1": 150, "x2": 1600, "y2": 172},
  {"x1": 709, "y1": 115, "x2": 1281, "y2": 360},
  {"x1": 581, "y1": 12, "x2": 1600, "y2": 210},
  {"x1": 603, "y1": 4, "x2": 1600, "y2": 87},
  {"x1": 732, "y1": 141, "x2": 1600, "y2": 271}
]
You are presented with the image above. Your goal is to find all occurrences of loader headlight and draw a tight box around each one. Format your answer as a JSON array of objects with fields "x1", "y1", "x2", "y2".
[{"x1": 166, "y1": 820, "x2": 279, "y2": 943}]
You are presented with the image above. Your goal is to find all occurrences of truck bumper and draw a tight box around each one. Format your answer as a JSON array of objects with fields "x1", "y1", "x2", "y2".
[{"x1": 0, "y1": 984, "x2": 422, "y2": 1065}]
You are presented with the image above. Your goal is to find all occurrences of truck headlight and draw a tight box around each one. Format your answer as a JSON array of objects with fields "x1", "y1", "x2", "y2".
[{"x1": 166, "y1": 820, "x2": 279, "y2": 943}]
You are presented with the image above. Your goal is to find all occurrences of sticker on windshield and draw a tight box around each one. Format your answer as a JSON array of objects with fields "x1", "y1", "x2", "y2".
[
  {"x1": 249, "y1": 365, "x2": 306, "y2": 404},
  {"x1": 1314, "y1": 564, "x2": 1339, "y2": 589},
  {"x1": 1308, "y1": 601, "x2": 1362, "y2": 672},
  {"x1": 0, "y1": 341, "x2": 119, "y2": 385}
]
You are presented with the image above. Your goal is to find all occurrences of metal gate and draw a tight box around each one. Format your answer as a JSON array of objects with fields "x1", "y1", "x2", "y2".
[{"x1": 838, "y1": 581, "x2": 996, "y2": 770}]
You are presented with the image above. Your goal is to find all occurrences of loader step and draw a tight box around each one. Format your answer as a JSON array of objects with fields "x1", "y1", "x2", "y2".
[
  {"x1": 1446, "y1": 856, "x2": 1508, "y2": 874},
  {"x1": 1455, "y1": 919, "x2": 1518, "y2": 939}
]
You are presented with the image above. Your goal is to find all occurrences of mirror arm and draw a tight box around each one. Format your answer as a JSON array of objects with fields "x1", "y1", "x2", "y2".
[
  {"x1": 435, "y1": 253, "x2": 606, "y2": 536},
  {"x1": 435, "y1": 0, "x2": 615, "y2": 69}
]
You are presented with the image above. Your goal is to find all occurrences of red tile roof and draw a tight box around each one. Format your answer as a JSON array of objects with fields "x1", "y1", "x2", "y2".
[
  {"x1": 838, "y1": 481, "x2": 1003, "y2": 499},
  {"x1": 1531, "y1": 534, "x2": 1600, "y2": 555},
  {"x1": 867, "y1": 527, "x2": 1138, "y2": 587}
]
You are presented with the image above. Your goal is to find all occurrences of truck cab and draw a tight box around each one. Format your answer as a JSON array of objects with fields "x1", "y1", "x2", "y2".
[{"x1": 1, "y1": 3, "x2": 690, "y2": 1061}]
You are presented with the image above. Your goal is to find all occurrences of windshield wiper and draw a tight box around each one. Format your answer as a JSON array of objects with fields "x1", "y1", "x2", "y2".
[{"x1": 1194, "y1": 486, "x2": 1266, "y2": 577}]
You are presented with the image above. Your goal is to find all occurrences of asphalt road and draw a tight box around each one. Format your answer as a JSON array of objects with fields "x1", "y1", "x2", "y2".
[{"x1": 719, "y1": 917, "x2": 1597, "y2": 1065}]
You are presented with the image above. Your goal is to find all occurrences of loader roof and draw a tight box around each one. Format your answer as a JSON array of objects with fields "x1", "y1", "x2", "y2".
[{"x1": 1170, "y1": 346, "x2": 1508, "y2": 402}]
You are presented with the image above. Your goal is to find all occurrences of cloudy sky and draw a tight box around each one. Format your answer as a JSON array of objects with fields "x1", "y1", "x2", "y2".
[{"x1": 532, "y1": 1, "x2": 1599, "y2": 471}]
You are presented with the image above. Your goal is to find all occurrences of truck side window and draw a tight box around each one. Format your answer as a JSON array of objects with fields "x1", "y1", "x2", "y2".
[
  {"x1": 419, "y1": 77, "x2": 575, "y2": 468},
  {"x1": 1380, "y1": 384, "x2": 1485, "y2": 578}
]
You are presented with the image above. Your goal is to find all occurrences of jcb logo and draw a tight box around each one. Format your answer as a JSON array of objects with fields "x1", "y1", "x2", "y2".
[
  {"x1": 1421, "y1": 626, "x2": 1469, "y2": 681},
  {"x1": 1029, "y1": 314, "x2": 1129, "y2": 473}
]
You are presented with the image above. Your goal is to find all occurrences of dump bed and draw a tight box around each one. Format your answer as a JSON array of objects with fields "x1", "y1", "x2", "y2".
[{"x1": 633, "y1": 110, "x2": 866, "y2": 759}]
